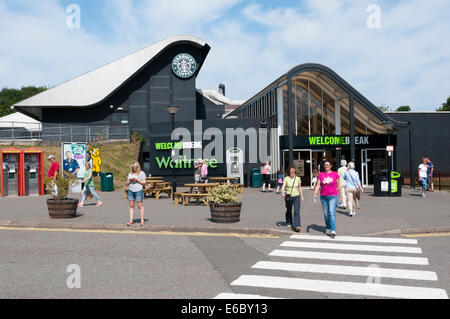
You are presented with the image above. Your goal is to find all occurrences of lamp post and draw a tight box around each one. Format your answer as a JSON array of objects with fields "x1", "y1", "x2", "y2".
[
  {"x1": 166, "y1": 105, "x2": 180, "y2": 200},
  {"x1": 383, "y1": 121, "x2": 394, "y2": 197}
]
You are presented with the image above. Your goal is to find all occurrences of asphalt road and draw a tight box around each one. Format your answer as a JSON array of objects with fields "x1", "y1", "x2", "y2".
[{"x1": 0, "y1": 228, "x2": 448, "y2": 299}]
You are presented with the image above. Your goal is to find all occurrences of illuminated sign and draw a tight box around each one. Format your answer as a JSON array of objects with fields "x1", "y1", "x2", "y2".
[{"x1": 308, "y1": 136, "x2": 370, "y2": 146}]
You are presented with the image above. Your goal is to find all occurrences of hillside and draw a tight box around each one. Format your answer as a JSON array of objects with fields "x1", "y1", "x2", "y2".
[{"x1": 1, "y1": 142, "x2": 140, "y2": 190}]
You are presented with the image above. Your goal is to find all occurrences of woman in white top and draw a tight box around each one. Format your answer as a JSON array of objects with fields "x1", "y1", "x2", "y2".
[
  {"x1": 418, "y1": 158, "x2": 429, "y2": 198},
  {"x1": 127, "y1": 162, "x2": 146, "y2": 226},
  {"x1": 343, "y1": 162, "x2": 364, "y2": 217},
  {"x1": 261, "y1": 162, "x2": 272, "y2": 192},
  {"x1": 337, "y1": 160, "x2": 348, "y2": 209}
]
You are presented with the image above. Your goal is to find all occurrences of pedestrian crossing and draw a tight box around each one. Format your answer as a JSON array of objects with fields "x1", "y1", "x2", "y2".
[{"x1": 214, "y1": 234, "x2": 448, "y2": 299}]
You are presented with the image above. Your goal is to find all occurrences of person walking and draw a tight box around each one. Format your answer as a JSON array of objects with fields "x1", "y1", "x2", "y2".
[
  {"x1": 194, "y1": 158, "x2": 202, "y2": 183},
  {"x1": 418, "y1": 158, "x2": 428, "y2": 198},
  {"x1": 337, "y1": 160, "x2": 348, "y2": 209},
  {"x1": 78, "y1": 162, "x2": 102, "y2": 208},
  {"x1": 261, "y1": 162, "x2": 272, "y2": 192},
  {"x1": 313, "y1": 161, "x2": 343, "y2": 238},
  {"x1": 200, "y1": 159, "x2": 208, "y2": 183},
  {"x1": 47, "y1": 155, "x2": 59, "y2": 196},
  {"x1": 281, "y1": 167, "x2": 304, "y2": 232},
  {"x1": 426, "y1": 158, "x2": 435, "y2": 192},
  {"x1": 311, "y1": 169, "x2": 318, "y2": 189},
  {"x1": 127, "y1": 162, "x2": 146, "y2": 226},
  {"x1": 343, "y1": 162, "x2": 364, "y2": 217},
  {"x1": 318, "y1": 154, "x2": 327, "y2": 173},
  {"x1": 276, "y1": 168, "x2": 285, "y2": 194}
]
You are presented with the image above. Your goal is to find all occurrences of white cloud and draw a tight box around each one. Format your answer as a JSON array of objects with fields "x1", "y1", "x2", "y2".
[{"x1": 0, "y1": 0, "x2": 448, "y2": 110}]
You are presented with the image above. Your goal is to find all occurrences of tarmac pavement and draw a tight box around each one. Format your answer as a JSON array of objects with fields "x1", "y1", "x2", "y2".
[{"x1": 0, "y1": 187, "x2": 449, "y2": 236}]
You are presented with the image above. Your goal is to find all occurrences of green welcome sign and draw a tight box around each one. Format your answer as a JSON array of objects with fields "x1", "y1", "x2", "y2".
[{"x1": 308, "y1": 136, "x2": 370, "y2": 146}]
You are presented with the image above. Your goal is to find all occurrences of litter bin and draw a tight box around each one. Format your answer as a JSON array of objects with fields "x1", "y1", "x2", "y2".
[
  {"x1": 373, "y1": 170, "x2": 389, "y2": 197},
  {"x1": 251, "y1": 168, "x2": 262, "y2": 188},
  {"x1": 100, "y1": 172, "x2": 114, "y2": 192},
  {"x1": 390, "y1": 171, "x2": 402, "y2": 197}
]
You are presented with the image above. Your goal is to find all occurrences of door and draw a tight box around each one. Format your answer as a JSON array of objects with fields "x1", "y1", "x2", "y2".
[
  {"x1": 361, "y1": 149, "x2": 390, "y2": 186},
  {"x1": 283, "y1": 150, "x2": 313, "y2": 187}
]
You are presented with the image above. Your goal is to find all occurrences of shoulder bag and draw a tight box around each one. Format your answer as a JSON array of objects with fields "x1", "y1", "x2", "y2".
[
  {"x1": 347, "y1": 170, "x2": 361, "y2": 201},
  {"x1": 285, "y1": 177, "x2": 297, "y2": 204}
]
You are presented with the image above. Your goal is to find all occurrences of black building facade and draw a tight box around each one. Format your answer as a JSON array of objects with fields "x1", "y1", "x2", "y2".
[{"x1": 387, "y1": 112, "x2": 450, "y2": 173}]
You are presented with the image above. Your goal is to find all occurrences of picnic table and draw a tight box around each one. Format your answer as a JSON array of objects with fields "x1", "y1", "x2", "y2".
[
  {"x1": 174, "y1": 183, "x2": 220, "y2": 206},
  {"x1": 144, "y1": 181, "x2": 172, "y2": 199},
  {"x1": 208, "y1": 177, "x2": 239, "y2": 184}
]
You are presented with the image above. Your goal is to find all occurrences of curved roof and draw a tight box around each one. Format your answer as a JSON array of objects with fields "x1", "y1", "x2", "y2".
[
  {"x1": 228, "y1": 63, "x2": 409, "y2": 130},
  {"x1": 14, "y1": 35, "x2": 210, "y2": 117}
]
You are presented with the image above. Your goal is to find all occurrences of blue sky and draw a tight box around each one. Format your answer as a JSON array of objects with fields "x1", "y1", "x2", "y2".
[{"x1": 1, "y1": 0, "x2": 449, "y2": 111}]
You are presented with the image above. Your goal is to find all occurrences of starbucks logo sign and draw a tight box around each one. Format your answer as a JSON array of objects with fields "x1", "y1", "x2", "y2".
[{"x1": 172, "y1": 53, "x2": 197, "y2": 79}]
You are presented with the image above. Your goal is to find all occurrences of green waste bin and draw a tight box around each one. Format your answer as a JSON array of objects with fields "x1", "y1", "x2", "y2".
[
  {"x1": 390, "y1": 171, "x2": 402, "y2": 197},
  {"x1": 251, "y1": 168, "x2": 262, "y2": 188},
  {"x1": 100, "y1": 172, "x2": 114, "y2": 192}
]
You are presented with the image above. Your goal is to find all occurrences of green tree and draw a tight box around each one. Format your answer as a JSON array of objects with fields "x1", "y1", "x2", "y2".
[
  {"x1": 0, "y1": 86, "x2": 47, "y2": 117},
  {"x1": 396, "y1": 105, "x2": 411, "y2": 112},
  {"x1": 436, "y1": 96, "x2": 450, "y2": 111},
  {"x1": 378, "y1": 104, "x2": 391, "y2": 112}
]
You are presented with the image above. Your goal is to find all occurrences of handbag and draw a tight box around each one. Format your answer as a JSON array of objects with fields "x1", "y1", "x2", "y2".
[{"x1": 347, "y1": 171, "x2": 361, "y2": 201}]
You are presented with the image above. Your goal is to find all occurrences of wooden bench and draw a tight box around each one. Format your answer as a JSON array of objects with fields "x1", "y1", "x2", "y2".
[
  {"x1": 153, "y1": 187, "x2": 172, "y2": 200},
  {"x1": 175, "y1": 193, "x2": 209, "y2": 206}
]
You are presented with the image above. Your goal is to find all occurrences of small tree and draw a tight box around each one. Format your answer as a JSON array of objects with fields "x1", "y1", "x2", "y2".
[
  {"x1": 437, "y1": 96, "x2": 450, "y2": 111},
  {"x1": 378, "y1": 105, "x2": 391, "y2": 112},
  {"x1": 396, "y1": 106, "x2": 411, "y2": 112},
  {"x1": 44, "y1": 172, "x2": 78, "y2": 200}
]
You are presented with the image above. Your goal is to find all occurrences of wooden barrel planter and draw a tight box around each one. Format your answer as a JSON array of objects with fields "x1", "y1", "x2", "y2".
[
  {"x1": 47, "y1": 199, "x2": 79, "y2": 219},
  {"x1": 210, "y1": 202, "x2": 242, "y2": 223}
]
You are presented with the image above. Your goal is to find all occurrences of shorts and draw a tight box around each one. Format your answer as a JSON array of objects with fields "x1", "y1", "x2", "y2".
[{"x1": 128, "y1": 190, "x2": 144, "y2": 202}]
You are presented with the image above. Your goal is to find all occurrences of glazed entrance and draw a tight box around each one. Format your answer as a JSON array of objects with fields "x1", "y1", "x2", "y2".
[{"x1": 282, "y1": 148, "x2": 388, "y2": 187}]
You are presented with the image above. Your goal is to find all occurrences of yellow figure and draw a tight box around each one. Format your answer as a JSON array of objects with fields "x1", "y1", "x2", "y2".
[{"x1": 89, "y1": 147, "x2": 102, "y2": 173}]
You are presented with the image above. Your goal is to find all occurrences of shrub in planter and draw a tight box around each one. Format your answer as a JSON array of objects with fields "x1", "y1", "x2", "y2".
[
  {"x1": 44, "y1": 173, "x2": 79, "y2": 219},
  {"x1": 206, "y1": 185, "x2": 242, "y2": 223}
]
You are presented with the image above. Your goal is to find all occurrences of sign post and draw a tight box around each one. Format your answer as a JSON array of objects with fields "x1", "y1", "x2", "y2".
[{"x1": 386, "y1": 145, "x2": 394, "y2": 197}]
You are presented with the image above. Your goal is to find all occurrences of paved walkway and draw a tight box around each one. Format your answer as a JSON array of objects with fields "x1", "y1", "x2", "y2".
[{"x1": 0, "y1": 187, "x2": 449, "y2": 236}]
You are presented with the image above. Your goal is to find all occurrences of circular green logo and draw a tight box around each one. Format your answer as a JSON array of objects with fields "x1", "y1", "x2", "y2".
[{"x1": 172, "y1": 53, "x2": 197, "y2": 79}]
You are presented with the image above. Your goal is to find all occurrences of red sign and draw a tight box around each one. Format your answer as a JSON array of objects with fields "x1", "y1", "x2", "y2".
[{"x1": 386, "y1": 145, "x2": 394, "y2": 152}]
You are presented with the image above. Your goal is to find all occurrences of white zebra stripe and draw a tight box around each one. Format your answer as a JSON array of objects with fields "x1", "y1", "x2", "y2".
[
  {"x1": 252, "y1": 261, "x2": 438, "y2": 281},
  {"x1": 231, "y1": 275, "x2": 448, "y2": 299},
  {"x1": 290, "y1": 234, "x2": 418, "y2": 245},
  {"x1": 269, "y1": 249, "x2": 429, "y2": 265},
  {"x1": 280, "y1": 241, "x2": 422, "y2": 254}
]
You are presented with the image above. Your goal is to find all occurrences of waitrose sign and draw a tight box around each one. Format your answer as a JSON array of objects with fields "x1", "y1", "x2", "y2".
[
  {"x1": 308, "y1": 136, "x2": 370, "y2": 146},
  {"x1": 154, "y1": 141, "x2": 217, "y2": 170}
]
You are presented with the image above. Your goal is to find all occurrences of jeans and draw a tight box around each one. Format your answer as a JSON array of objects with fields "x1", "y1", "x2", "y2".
[
  {"x1": 285, "y1": 196, "x2": 301, "y2": 229},
  {"x1": 320, "y1": 195, "x2": 338, "y2": 232},
  {"x1": 420, "y1": 177, "x2": 427, "y2": 190},
  {"x1": 82, "y1": 186, "x2": 100, "y2": 202}
]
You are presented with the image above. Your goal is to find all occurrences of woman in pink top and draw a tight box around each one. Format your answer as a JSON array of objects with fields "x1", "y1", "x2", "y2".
[
  {"x1": 200, "y1": 159, "x2": 208, "y2": 183},
  {"x1": 313, "y1": 161, "x2": 343, "y2": 238}
]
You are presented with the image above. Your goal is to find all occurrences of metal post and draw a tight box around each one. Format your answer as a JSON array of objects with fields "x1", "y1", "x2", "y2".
[
  {"x1": 349, "y1": 95, "x2": 355, "y2": 162},
  {"x1": 287, "y1": 76, "x2": 294, "y2": 166},
  {"x1": 171, "y1": 113, "x2": 176, "y2": 200},
  {"x1": 388, "y1": 130, "x2": 391, "y2": 197},
  {"x1": 409, "y1": 121, "x2": 414, "y2": 189},
  {"x1": 12, "y1": 122, "x2": 14, "y2": 144}
]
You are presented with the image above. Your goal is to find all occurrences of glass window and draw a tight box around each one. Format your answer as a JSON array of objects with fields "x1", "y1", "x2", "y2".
[
  {"x1": 282, "y1": 84, "x2": 289, "y2": 135},
  {"x1": 323, "y1": 91, "x2": 335, "y2": 135},
  {"x1": 294, "y1": 79, "x2": 309, "y2": 135},
  {"x1": 340, "y1": 105, "x2": 350, "y2": 135},
  {"x1": 309, "y1": 81, "x2": 323, "y2": 135}
]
